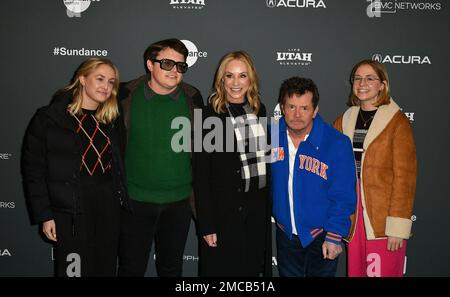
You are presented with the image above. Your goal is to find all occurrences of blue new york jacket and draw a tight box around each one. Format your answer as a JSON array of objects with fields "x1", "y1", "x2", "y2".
[{"x1": 271, "y1": 114, "x2": 356, "y2": 247}]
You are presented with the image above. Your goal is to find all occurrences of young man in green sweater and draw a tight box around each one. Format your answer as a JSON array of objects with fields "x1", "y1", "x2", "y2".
[{"x1": 118, "y1": 39, "x2": 203, "y2": 276}]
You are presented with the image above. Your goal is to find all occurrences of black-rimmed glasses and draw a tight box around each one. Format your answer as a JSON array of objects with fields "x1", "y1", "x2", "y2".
[{"x1": 152, "y1": 59, "x2": 188, "y2": 73}]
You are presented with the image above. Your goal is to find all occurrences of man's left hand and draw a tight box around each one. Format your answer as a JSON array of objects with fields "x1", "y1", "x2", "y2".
[{"x1": 322, "y1": 241, "x2": 342, "y2": 260}]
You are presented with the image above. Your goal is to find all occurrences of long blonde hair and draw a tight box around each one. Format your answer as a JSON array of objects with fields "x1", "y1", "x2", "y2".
[
  {"x1": 210, "y1": 51, "x2": 261, "y2": 114},
  {"x1": 65, "y1": 58, "x2": 120, "y2": 124}
]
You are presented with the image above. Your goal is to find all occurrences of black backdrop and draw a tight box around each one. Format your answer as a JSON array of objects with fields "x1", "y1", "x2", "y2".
[{"x1": 1, "y1": 0, "x2": 449, "y2": 276}]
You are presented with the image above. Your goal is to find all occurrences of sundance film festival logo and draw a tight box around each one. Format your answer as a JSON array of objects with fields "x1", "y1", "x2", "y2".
[
  {"x1": 181, "y1": 40, "x2": 207, "y2": 67},
  {"x1": 266, "y1": 0, "x2": 326, "y2": 8},
  {"x1": 273, "y1": 104, "x2": 282, "y2": 121},
  {"x1": 170, "y1": 0, "x2": 206, "y2": 10},
  {"x1": 52, "y1": 46, "x2": 108, "y2": 57},
  {"x1": 64, "y1": 0, "x2": 100, "y2": 18},
  {"x1": 277, "y1": 49, "x2": 312, "y2": 66},
  {"x1": 366, "y1": 0, "x2": 442, "y2": 18},
  {"x1": 372, "y1": 53, "x2": 431, "y2": 65}
]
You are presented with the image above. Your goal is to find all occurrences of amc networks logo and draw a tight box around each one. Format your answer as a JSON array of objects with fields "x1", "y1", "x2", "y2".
[{"x1": 0, "y1": 202, "x2": 15, "y2": 208}]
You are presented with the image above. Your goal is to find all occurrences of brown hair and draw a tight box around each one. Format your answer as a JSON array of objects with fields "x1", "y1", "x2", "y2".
[{"x1": 347, "y1": 59, "x2": 391, "y2": 107}]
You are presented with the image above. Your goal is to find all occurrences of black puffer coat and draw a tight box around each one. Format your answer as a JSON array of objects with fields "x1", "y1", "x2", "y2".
[{"x1": 22, "y1": 91, "x2": 129, "y2": 224}]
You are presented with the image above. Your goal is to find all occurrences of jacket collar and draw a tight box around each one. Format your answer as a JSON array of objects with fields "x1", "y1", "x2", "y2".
[
  {"x1": 144, "y1": 73, "x2": 182, "y2": 101},
  {"x1": 342, "y1": 98, "x2": 400, "y2": 149},
  {"x1": 279, "y1": 113, "x2": 325, "y2": 149},
  {"x1": 46, "y1": 90, "x2": 78, "y2": 131}
]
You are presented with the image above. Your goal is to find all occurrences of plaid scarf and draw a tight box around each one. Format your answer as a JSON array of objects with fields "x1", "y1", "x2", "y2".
[{"x1": 226, "y1": 103, "x2": 267, "y2": 192}]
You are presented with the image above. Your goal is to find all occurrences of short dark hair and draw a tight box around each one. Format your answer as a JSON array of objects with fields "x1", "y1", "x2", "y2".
[
  {"x1": 143, "y1": 38, "x2": 189, "y2": 73},
  {"x1": 278, "y1": 77, "x2": 319, "y2": 109}
]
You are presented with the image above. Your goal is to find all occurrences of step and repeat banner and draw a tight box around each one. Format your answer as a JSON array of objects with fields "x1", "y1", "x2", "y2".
[{"x1": 0, "y1": 0, "x2": 448, "y2": 276}]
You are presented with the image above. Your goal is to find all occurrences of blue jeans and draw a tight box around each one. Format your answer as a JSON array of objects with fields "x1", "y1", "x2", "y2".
[{"x1": 276, "y1": 226, "x2": 338, "y2": 277}]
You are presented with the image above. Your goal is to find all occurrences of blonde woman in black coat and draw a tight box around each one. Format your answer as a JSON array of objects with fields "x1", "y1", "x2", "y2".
[
  {"x1": 194, "y1": 51, "x2": 271, "y2": 276},
  {"x1": 22, "y1": 58, "x2": 129, "y2": 276}
]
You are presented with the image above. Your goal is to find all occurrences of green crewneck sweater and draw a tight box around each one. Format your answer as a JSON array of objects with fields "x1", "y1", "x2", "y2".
[{"x1": 125, "y1": 82, "x2": 192, "y2": 203}]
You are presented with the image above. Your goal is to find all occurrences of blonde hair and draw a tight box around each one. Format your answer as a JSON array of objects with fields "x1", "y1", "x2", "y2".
[
  {"x1": 65, "y1": 58, "x2": 120, "y2": 124},
  {"x1": 210, "y1": 51, "x2": 261, "y2": 114},
  {"x1": 347, "y1": 59, "x2": 391, "y2": 107}
]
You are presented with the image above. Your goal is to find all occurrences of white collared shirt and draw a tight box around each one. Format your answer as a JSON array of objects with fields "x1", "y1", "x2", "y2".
[{"x1": 287, "y1": 131, "x2": 309, "y2": 236}]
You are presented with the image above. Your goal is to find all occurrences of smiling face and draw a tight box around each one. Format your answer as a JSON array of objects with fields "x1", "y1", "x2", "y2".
[
  {"x1": 147, "y1": 47, "x2": 185, "y2": 95},
  {"x1": 223, "y1": 59, "x2": 250, "y2": 104},
  {"x1": 282, "y1": 91, "x2": 318, "y2": 138},
  {"x1": 352, "y1": 64, "x2": 386, "y2": 109},
  {"x1": 79, "y1": 64, "x2": 116, "y2": 110}
]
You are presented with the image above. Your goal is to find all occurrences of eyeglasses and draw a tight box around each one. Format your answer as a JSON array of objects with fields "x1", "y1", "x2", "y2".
[
  {"x1": 152, "y1": 59, "x2": 188, "y2": 73},
  {"x1": 351, "y1": 76, "x2": 381, "y2": 85}
]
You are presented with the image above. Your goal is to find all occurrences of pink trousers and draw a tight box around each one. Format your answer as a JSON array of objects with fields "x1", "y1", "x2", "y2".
[{"x1": 347, "y1": 180, "x2": 407, "y2": 277}]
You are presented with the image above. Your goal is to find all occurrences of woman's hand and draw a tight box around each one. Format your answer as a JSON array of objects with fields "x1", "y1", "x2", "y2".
[
  {"x1": 42, "y1": 219, "x2": 57, "y2": 242},
  {"x1": 387, "y1": 236, "x2": 403, "y2": 251},
  {"x1": 203, "y1": 233, "x2": 217, "y2": 248}
]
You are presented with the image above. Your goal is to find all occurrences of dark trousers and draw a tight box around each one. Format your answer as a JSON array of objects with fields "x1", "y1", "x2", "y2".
[
  {"x1": 276, "y1": 226, "x2": 338, "y2": 277},
  {"x1": 54, "y1": 174, "x2": 120, "y2": 277},
  {"x1": 118, "y1": 198, "x2": 191, "y2": 277}
]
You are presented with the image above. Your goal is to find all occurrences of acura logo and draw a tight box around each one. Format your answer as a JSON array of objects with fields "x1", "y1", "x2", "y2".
[
  {"x1": 267, "y1": 0, "x2": 277, "y2": 8},
  {"x1": 372, "y1": 54, "x2": 383, "y2": 62}
]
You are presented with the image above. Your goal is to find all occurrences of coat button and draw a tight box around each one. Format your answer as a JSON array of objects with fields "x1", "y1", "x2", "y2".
[
  {"x1": 236, "y1": 169, "x2": 240, "y2": 174},
  {"x1": 237, "y1": 188, "x2": 242, "y2": 192}
]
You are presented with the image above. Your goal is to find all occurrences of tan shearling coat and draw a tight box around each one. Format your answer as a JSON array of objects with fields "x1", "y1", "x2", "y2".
[{"x1": 334, "y1": 99, "x2": 416, "y2": 240}]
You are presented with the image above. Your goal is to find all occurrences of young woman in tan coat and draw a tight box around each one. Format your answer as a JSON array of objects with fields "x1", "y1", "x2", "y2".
[{"x1": 334, "y1": 59, "x2": 417, "y2": 277}]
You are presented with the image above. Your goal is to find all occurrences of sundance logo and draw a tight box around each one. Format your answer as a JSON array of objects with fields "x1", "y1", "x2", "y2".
[
  {"x1": 372, "y1": 54, "x2": 431, "y2": 65},
  {"x1": 181, "y1": 40, "x2": 207, "y2": 67},
  {"x1": 366, "y1": 0, "x2": 442, "y2": 18},
  {"x1": 64, "y1": 0, "x2": 100, "y2": 18},
  {"x1": 170, "y1": 0, "x2": 206, "y2": 10},
  {"x1": 267, "y1": 0, "x2": 326, "y2": 8},
  {"x1": 0, "y1": 249, "x2": 12, "y2": 257},
  {"x1": 277, "y1": 49, "x2": 312, "y2": 66}
]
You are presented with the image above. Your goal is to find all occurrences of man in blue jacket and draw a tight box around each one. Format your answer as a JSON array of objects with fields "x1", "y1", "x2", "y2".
[{"x1": 271, "y1": 77, "x2": 356, "y2": 277}]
